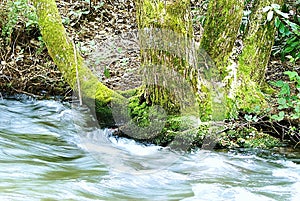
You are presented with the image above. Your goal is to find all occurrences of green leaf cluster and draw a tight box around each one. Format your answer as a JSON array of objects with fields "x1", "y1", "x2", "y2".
[
  {"x1": 1, "y1": 0, "x2": 38, "y2": 44},
  {"x1": 271, "y1": 4, "x2": 300, "y2": 63},
  {"x1": 270, "y1": 71, "x2": 300, "y2": 120}
]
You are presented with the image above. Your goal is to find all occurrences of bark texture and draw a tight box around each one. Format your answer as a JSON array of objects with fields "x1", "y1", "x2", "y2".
[
  {"x1": 200, "y1": 0, "x2": 244, "y2": 75},
  {"x1": 135, "y1": 0, "x2": 198, "y2": 115}
]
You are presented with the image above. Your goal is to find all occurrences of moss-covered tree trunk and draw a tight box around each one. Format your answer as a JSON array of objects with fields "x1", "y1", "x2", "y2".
[
  {"x1": 200, "y1": 0, "x2": 244, "y2": 75},
  {"x1": 135, "y1": 0, "x2": 198, "y2": 115},
  {"x1": 198, "y1": 0, "x2": 244, "y2": 118},
  {"x1": 135, "y1": 0, "x2": 238, "y2": 122},
  {"x1": 233, "y1": 0, "x2": 284, "y2": 112},
  {"x1": 32, "y1": 0, "x2": 124, "y2": 126},
  {"x1": 200, "y1": 0, "x2": 283, "y2": 114},
  {"x1": 238, "y1": 0, "x2": 284, "y2": 85}
]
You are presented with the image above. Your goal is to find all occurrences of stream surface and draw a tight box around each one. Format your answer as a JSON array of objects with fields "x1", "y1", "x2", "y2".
[{"x1": 0, "y1": 97, "x2": 299, "y2": 201}]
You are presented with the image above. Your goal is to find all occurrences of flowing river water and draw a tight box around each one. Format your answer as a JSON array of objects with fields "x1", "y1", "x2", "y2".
[{"x1": 0, "y1": 97, "x2": 299, "y2": 201}]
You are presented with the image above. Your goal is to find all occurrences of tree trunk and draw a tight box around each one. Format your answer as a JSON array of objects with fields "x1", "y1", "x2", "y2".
[
  {"x1": 198, "y1": 0, "x2": 244, "y2": 118},
  {"x1": 238, "y1": 0, "x2": 284, "y2": 85},
  {"x1": 32, "y1": 0, "x2": 125, "y2": 127},
  {"x1": 233, "y1": 0, "x2": 284, "y2": 112},
  {"x1": 200, "y1": 0, "x2": 244, "y2": 76},
  {"x1": 135, "y1": 0, "x2": 199, "y2": 115},
  {"x1": 135, "y1": 0, "x2": 234, "y2": 122},
  {"x1": 31, "y1": 0, "x2": 284, "y2": 148},
  {"x1": 200, "y1": 0, "x2": 283, "y2": 114}
]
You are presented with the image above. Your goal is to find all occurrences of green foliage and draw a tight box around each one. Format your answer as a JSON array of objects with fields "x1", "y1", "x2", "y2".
[
  {"x1": 242, "y1": 132, "x2": 281, "y2": 148},
  {"x1": 269, "y1": 4, "x2": 300, "y2": 63},
  {"x1": 243, "y1": 106, "x2": 263, "y2": 124},
  {"x1": 192, "y1": 12, "x2": 206, "y2": 26},
  {"x1": 270, "y1": 71, "x2": 300, "y2": 120},
  {"x1": 244, "y1": 114, "x2": 259, "y2": 122},
  {"x1": 103, "y1": 66, "x2": 111, "y2": 78},
  {"x1": 219, "y1": 127, "x2": 281, "y2": 149},
  {"x1": 191, "y1": 0, "x2": 209, "y2": 26},
  {"x1": 240, "y1": 9, "x2": 251, "y2": 33},
  {"x1": 128, "y1": 95, "x2": 151, "y2": 128},
  {"x1": 36, "y1": 36, "x2": 46, "y2": 55},
  {"x1": 1, "y1": 0, "x2": 38, "y2": 44}
]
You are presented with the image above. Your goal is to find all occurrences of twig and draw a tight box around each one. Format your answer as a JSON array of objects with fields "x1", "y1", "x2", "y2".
[
  {"x1": 73, "y1": 40, "x2": 82, "y2": 106},
  {"x1": 294, "y1": 141, "x2": 300, "y2": 149},
  {"x1": 11, "y1": 86, "x2": 43, "y2": 99}
]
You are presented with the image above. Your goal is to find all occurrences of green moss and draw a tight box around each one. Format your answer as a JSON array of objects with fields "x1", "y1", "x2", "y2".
[
  {"x1": 238, "y1": 0, "x2": 283, "y2": 85},
  {"x1": 158, "y1": 117, "x2": 208, "y2": 150},
  {"x1": 137, "y1": 0, "x2": 193, "y2": 36},
  {"x1": 198, "y1": 83, "x2": 211, "y2": 121},
  {"x1": 136, "y1": 0, "x2": 198, "y2": 115},
  {"x1": 218, "y1": 127, "x2": 282, "y2": 149},
  {"x1": 243, "y1": 133, "x2": 281, "y2": 149},
  {"x1": 234, "y1": 77, "x2": 268, "y2": 112},
  {"x1": 235, "y1": 0, "x2": 283, "y2": 112},
  {"x1": 198, "y1": 1, "x2": 244, "y2": 120},
  {"x1": 200, "y1": 0, "x2": 244, "y2": 76},
  {"x1": 117, "y1": 88, "x2": 139, "y2": 98}
]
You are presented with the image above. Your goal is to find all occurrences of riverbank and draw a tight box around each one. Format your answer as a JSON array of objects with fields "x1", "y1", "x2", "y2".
[{"x1": 0, "y1": 0, "x2": 299, "y2": 149}]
